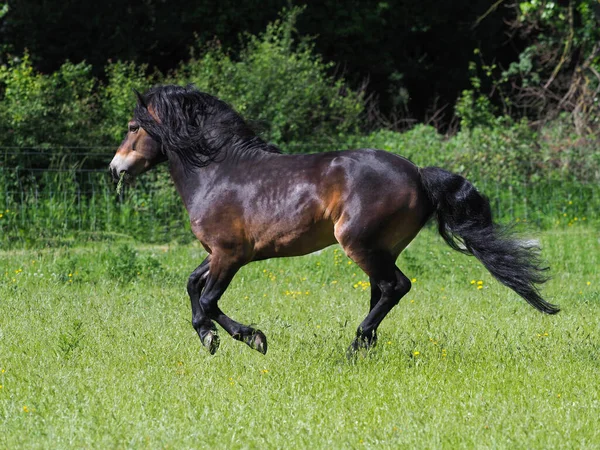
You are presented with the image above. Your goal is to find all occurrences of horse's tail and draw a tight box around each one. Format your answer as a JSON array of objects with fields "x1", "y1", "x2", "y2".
[{"x1": 419, "y1": 166, "x2": 559, "y2": 314}]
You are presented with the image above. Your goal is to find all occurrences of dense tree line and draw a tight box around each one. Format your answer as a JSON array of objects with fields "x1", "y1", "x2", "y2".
[
  {"x1": 0, "y1": 1, "x2": 598, "y2": 144},
  {"x1": 1, "y1": 0, "x2": 520, "y2": 123}
]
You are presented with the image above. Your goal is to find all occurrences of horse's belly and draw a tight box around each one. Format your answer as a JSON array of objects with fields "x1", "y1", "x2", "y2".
[{"x1": 252, "y1": 219, "x2": 337, "y2": 260}]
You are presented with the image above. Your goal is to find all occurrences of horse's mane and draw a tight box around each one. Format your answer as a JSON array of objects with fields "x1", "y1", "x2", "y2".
[{"x1": 133, "y1": 84, "x2": 281, "y2": 168}]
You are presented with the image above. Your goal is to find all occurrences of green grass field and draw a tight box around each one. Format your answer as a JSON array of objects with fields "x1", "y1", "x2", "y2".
[{"x1": 1, "y1": 226, "x2": 598, "y2": 448}]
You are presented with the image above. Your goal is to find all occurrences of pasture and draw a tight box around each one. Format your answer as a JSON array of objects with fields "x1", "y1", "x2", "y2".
[{"x1": 0, "y1": 225, "x2": 598, "y2": 448}]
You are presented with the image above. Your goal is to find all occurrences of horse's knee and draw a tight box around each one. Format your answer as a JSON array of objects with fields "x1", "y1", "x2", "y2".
[
  {"x1": 187, "y1": 274, "x2": 197, "y2": 297},
  {"x1": 187, "y1": 270, "x2": 208, "y2": 297}
]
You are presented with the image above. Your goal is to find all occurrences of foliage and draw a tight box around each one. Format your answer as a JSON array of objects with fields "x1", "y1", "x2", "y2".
[
  {"x1": 104, "y1": 244, "x2": 140, "y2": 283},
  {"x1": 454, "y1": 89, "x2": 498, "y2": 130},
  {"x1": 471, "y1": 0, "x2": 600, "y2": 135},
  {"x1": 98, "y1": 61, "x2": 153, "y2": 144},
  {"x1": 0, "y1": 0, "x2": 517, "y2": 124},
  {"x1": 2, "y1": 123, "x2": 599, "y2": 249},
  {"x1": 350, "y1": 117, "x2": 599, "y2": 187},
  {"x1": 0, "y1": 9, "x2": 363, "y2": 154},
  {"x1": 0, "y1": 7, "x2": 597, "y2": 250},
  {"x1": 347, "y1": 125, "x2": 444, "y2": 166},
  {"x1": 0, "y1": 162, "x2": 191, "y2": 248},
  {"x1": 0, "y1": 55, "x2": 96, "y2": 148},
  {"x1": 171, "y1": 7, "x2": 364, "y2": 152}
]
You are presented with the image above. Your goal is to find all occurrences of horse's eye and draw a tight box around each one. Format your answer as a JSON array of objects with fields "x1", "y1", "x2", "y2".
[{"x1": 129, "y1": 125, "x2": 139, "y2": 133}]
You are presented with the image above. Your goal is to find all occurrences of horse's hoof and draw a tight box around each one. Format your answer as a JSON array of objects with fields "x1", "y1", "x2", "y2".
[
  {"x1": 246, "y1": 330, "x2": 267, "y2": 355},
  {"x1": 201, "y1": 330, "x2": 220, "y2": 355},
  {"x1": 346, "y1": 337, "x2": 372, "y2": 361}
]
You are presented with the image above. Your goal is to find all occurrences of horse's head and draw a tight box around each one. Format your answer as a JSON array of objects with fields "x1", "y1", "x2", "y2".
[{"x1": 109, "y1": 119, "x2": 167, "y2": 183}]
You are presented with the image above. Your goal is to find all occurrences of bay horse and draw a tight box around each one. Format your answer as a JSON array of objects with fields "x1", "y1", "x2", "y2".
[{"x1": 109, "y1": 84, "x2": 559, "y2": 357}]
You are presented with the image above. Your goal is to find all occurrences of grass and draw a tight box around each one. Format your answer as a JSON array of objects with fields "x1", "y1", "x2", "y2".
[{"x1": 0, "y1": 226, "x2": 598, "y2": 448}]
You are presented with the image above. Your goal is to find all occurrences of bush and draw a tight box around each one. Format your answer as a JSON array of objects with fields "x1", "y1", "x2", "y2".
[
  {"x1": 348, "y1": 124, "x2": 444, "y2": 166},
  {"x1": 104, "y1": 244, "x2": 140, "y2": 283},
  {"x1": 0, "y1": 9, "x2": 365, "y2": 157},
  {"x1": 98, "y1": 61, "x2": 153, "y2": 144},
  {"x1": 347, "y1": 118, "x2": 599, "y2": 186},
  {"x1": 170, "y1": 7, "x2": 364, "y2": 153},
  {"x1": 0, "y1": 55, "x2": 96, "y2": 148}
]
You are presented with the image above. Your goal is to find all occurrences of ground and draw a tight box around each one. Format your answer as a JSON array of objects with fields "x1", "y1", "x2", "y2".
[{"x1": 0, "y1": 226, "x2": 598, "y2": 448}]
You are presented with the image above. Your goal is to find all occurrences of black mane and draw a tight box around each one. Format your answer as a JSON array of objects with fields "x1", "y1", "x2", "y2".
[{"x1": 133, "y1": 84, "x2": 281, "y2": 168}]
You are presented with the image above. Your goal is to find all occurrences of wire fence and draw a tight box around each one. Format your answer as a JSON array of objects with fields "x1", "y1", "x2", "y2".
[
  {"x1": 1, "y1": 149, "x2": 598, "y2": 248},
  {"x1": 1, "y1": 150, "x2": 190, "y2": 246}
]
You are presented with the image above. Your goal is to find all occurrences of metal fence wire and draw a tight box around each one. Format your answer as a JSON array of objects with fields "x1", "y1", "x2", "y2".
[
  {"x1": 1, "y1": 150, "x2": 598, "y2": 247},
  {"x1": 1, "y1": 150, "x2": 190, "y2": 245}
]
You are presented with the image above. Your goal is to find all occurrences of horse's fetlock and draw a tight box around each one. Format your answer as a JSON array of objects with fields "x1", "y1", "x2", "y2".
[{"x1": 191, "y1": 316, "x2": 203, "y2": 330}]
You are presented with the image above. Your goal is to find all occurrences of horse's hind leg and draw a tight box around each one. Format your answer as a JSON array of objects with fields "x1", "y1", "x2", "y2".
[
  {"x1": 367, "y1": 277, "x2": 382, "y2": 345},
  {"x1": 345, "y1": 249, "x2": 411, "y2": 356}
]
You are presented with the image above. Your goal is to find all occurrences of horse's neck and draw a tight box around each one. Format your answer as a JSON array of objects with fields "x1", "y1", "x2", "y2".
[{"x1": 167, "y1": 156, "x2": 216, "y2": 213}]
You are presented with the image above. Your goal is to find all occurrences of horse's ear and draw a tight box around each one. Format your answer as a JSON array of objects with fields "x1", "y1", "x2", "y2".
[{"x1": 133, "y1": 89, "x2": 147, "y2": 109}]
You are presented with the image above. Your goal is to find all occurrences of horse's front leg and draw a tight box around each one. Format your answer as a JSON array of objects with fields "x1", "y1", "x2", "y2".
[
  {"x1": 187, "y1": 256, "x2": 220, "y2": 354},
  {"x1": 198, "y1": 252, "x2": 267, "y2": 355}
]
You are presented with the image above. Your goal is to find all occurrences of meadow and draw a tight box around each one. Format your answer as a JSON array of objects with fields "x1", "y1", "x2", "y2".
[{"x1": 0, "y1": 225, "x2": 598, "y2": 448}]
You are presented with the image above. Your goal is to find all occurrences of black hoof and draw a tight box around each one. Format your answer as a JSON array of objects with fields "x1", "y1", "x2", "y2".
[
  {"x1": 346, "y1": 338, "x2": 368, "y2": 360},
  {"x1": 346, "y1": 333, "x2": 377, "y2": 360},
  {"x1": 245, "y1": 330, "x2": 267, "y2": 355},
  {"x1": 201, "y1": 329, "x2": 220, "y2": 355}
]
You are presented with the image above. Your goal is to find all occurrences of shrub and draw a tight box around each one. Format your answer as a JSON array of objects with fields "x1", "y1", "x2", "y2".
[
  {"x1": 170, "y1": 7, "x2": 364, "y2": 153},
  {"x1": 98, "y1": 61, "x2": 153, "y2": 144},
  {"x1": 347, "y1": 118, "x2": 599, "y2": 185},
  {"x1": 0, "y1": 55, "x2": 96, "y2": 148},
  {"x1": 104, "y1": 244, "x2": 139, "y2": 283},
  {"x1": 347, "y1": 125, "x2": 444, "y2": 167}
]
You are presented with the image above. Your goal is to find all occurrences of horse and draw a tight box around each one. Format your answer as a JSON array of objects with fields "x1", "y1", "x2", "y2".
[{"x1": 109, "y1": 84, "x2": 559, "y2": 357}]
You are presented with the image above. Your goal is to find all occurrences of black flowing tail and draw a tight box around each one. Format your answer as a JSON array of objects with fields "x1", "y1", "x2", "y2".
[{"x1": 419, "y1": 166, "x2": 559, "y2": 314}]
